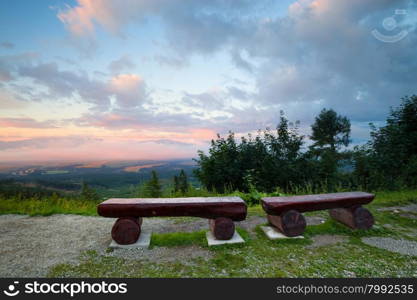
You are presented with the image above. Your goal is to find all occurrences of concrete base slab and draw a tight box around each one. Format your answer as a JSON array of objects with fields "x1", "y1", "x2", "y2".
[
  {"x1": 109, "y1": 231, "x2": 151, "y2": 249},
  {"x1": 206, "y1": 231, "x2": 244, "y2": 246},
  {"x1": 261, "y1": 226, "x2": 304, "y2": 240}
]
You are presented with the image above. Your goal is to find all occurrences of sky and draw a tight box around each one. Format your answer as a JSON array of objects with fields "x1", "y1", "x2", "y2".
[{"x1": 0, "y1": 0, "x2": 416, "y2": 162}]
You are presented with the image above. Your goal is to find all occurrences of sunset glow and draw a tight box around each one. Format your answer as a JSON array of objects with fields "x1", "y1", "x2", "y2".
[{"x1": 0, "y1": 0, "x2": 415, "y2": 162}]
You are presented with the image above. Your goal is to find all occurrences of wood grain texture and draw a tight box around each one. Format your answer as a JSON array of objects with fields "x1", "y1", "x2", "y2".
[
  {"x1": 267, "y1": 210, "x2": 306, "y2": 237},
  {"x1": 98, "y1": 197, "x2": 247, "y2": 221},
  {"x1": 209, "y1": 217, "x2": 235, "y2": 240},
  {"x1": 329, "y1": 206, "x2": 374, "y2": 229},
  {"x1": 262, "y1": 192, "x2": 375, "y2": 215},
  {"x1": 111, "y1": 217, "x2": 142, "y2": 245}
]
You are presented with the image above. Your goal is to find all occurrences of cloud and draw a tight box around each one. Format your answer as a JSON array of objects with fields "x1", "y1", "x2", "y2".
[
  {"x1": 0, "y1": 118, "x2": 57, "y2": 128},
  {"x1": 181, "y1": 90, "x2": 227, "y2": 110},
  {"x1": 57, "y1": 0, "x2": 97, "y2": 36},
  {"x1": 232, "y1": 0, "x2": 417, "y2": 123},
  {"x1": 9, "y1": 59, "x2": 148, "y2": 111},
  {"x1": 56, "y1": 0, "x2": 417, "y2": 124},
  {"x1": 0, "y1": 136, "x2": 100, "y2": 150},
  {"x1": 0, "y1": 52, "x2": 39, "y2": 82},
  {"x1": 0, "y1": 42, "x2": 14, "y2": 49},
  {"x1": 0, "y1": 91, "x2": 28, "y2": 109},
  {"x1": 57, "y1": 0, "x2": 163, "y2": 36},
  {"x1": 109, "y1": 74, "x2": 146, "y2": 108},
  {"x1": 137, "y1": 139, "x2": 194, "y2": 146},
  {"x1": 0, "y1": 135, "x2": 201, "y2": 161},
  {"x1": 154, "y1": 55, "x2": 187, "y2": 68},
  {"x1": 108, "y1": 55, "x2": 136, "y2": 74}
]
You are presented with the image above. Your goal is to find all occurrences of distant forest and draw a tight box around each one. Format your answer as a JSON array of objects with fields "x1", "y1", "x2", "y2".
[{"x1": 194, "y1": 95, "x2": 417, "y2": 194}]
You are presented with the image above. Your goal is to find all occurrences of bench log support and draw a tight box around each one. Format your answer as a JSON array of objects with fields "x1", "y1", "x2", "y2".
[
  {"x1": 209, "y1": 217, "x2": 235, "y2": 240},
  {"x1": 111, "y1": 217, "x2": 143, "y2": 245},
  {"x1": 267, "y1": 210, "x2": 306, "y2": 237},
  {"x1": 329, "y1": 206, "x2": 374, "y2": 229}
]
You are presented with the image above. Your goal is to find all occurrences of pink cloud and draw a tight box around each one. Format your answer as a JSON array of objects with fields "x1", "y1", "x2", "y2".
[
  {"x1": 57, "y1": 0, "x2": 97, "y2": 36},
  {"x1": 57, "y1": 0, "x2": 159, "y2": 36},
  {"x1": 109, "y1": 74, "x2": 146, "y2": 107},
  {"x1": 0, "y1": 118, "x2": 56, "y2": 128},
  {"x1": 0, "y1": 136, "x2": 203, "y2": 162}
]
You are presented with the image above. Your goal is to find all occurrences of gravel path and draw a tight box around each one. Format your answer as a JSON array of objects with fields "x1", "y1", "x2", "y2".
[
  {"x1": 377, "y1": 204, "x2": 417, "y2": 213},
  {"x1": 0, "y1": 214, "x2": 261, "y2": 277},
  {"x1": 307, "y1": 234, "x2": 348, "y2": 248},
  {"x1": 361, "y1": 237, "x2": 417, "y2": 256}
]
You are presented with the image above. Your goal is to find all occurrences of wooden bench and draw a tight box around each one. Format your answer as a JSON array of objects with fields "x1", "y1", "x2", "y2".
[
  {"x1": 98, "y1": 197, "x2": 247, "y2": 245},
  {"x1": 261, "y1": 192, "x2": 375, "y2": 237}
]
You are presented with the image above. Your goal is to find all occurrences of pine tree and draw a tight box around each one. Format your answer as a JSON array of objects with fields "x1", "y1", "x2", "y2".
[
  {"x1": 173, "y1": 175, "x2": 180, "y2": 193},
  {"x1": 309, "y1": 108, "x2": 351, "y2": 186},
  {"x1": 80, "y1": 182, "x2": 99, "y2": 201},
  {"x1": 178, "y1": 169, "x2": 188, "y2": 194},
  {"x1": 310, "y1": 108, "x2": 351, "y2": 152},
  {"x1": 144, "y1": 170, "x2": 162, "y2": 197}
]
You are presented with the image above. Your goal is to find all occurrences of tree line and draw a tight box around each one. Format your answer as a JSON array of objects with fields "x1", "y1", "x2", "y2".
[{"x1": 194, "y1": 95, "x2": 417, "y2": 193}]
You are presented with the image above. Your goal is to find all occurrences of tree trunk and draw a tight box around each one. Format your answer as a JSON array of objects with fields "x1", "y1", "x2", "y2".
[
  {"x1": 209, "y1": 217, "x2": 235, "y2": 240},
  {"x1": 267, "y1": 210, "x2": 306, "y2": 237},
  {"x1": 329, "y1": 206, "x2": 374, "y2": 229},
  {"x1": 111, "y1": 217, "x2": 142, "y2": 245}
]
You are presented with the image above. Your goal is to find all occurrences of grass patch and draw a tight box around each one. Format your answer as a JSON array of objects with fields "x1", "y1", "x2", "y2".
[
  {"x1": 371, "y1": 190, "x2": 417, "y2": 207},
  {"x1": 150, "y1": 230, "x2": 207, "y2": 248},
  {"x1": 0, "y1": 198, "x2": 98, "y2": 216}
]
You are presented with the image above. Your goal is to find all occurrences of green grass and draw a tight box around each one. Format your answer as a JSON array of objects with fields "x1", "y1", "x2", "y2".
[
  {"x1": 151, "y1": 230, "x2": 208, "y2": 248},
  {"x1": 0, "y1": 197, "x2": 98, "y2": 216},
  {"x1": 1, "y1": 189, "x2": 416, "y2": 277},
  {"x1": 372, "y1": 189, "x2": 417, "y2": 207}
]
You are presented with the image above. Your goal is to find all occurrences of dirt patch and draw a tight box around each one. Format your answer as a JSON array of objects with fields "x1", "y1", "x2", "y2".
[
  {"x1": 361, "y1": 237, "x2": 417, "y2": 256},
  {"x1": 157, "y1": 218, "x2": 208, "y2": 234},
  {"x1": 377, "y1": 204, "x2": 417, "y2": 213},
  {"x1": 237, "y1": 216, "x2": 266, "y2": 235},
  {"x1": 0, "y1": 214, "x2": 113, "y2": 277},
  {"x1": 305, "y1": 216, "x2": 326, "y2": 226},
  {"x1": 399, "y1": 213, "x2": 417, "y2": 220},
  {"x1": 307, "y1": 234, "x2": 348, "y2": 248},
  {"x1": 102, "y1": 245, "x2": 212, "y2": 264}
]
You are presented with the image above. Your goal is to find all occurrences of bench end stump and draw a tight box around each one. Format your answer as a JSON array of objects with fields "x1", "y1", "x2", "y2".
[
  {"x1": 111, "y1": 217, "x2": 143, "y2": 245},
  {"x1": 267, "y1": 210, "x2": 306, "y2": 237},
  {"x1": 209, "y1": 217, "x2": 235, "y2": 240},
  {"x1": 329, "y1": 206, "x2": 374, "y2": 229}
]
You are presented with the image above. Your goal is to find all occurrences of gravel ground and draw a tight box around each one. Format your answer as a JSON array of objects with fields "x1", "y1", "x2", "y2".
[
  {"x1": 361, "y1": 237, "x2": 417, "y2": 256},
  {"x1": 0, "y1": 214, "x2": 264, "y2": 277},
  {"x1": 305, "y1": 216, "x2": 326, "y2": 225},
  {"x1": 377, "y1": 204, "x2": 417, "y2": 213}
]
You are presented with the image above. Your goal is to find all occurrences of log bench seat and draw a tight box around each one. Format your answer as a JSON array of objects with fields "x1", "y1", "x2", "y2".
[
  {"x1": 98, "y1": 197, "x2": 247, "y2": 245},
  {"x1": 261, "y1": 192, "x2": 375, "y2": 237}
]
